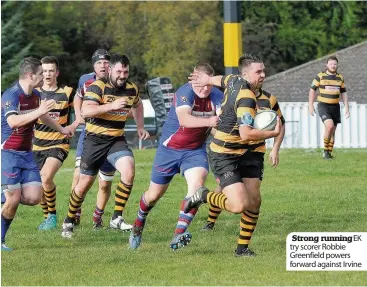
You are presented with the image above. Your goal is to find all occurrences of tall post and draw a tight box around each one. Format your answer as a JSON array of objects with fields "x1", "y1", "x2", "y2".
[{"x1": 223, "y1": 0, "x2": 242, "y2": 74}]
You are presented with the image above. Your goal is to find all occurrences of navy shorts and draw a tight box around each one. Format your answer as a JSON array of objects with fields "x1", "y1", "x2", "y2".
[
  {"x1": 150, "y1": 144, "x2": 209, "y2": 185},
  {"x1": 1, "y1": 150, "x2": 41, "y2": 186}
]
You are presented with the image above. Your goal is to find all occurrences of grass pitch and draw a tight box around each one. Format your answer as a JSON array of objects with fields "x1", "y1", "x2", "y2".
[{"x1": 1, "y1": 148, "x2": 367, "y2": 286}]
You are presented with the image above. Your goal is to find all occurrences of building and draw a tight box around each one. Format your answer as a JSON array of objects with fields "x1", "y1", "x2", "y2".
[{"x1": 263, "y1": 41, "x2": 367, "y2": 104}]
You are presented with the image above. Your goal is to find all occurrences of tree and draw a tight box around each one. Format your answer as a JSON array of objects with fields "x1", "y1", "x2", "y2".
[
  {"x1": 142, "y1": 2, "x2": 221, "y2": 87},
  {"x1": 1, "y1": 2, "x2": 33, "y2": 90},
  {"x1": 10, "y1": 1, "x2": 365, "y2": 89},
  {"x1": 241, "y1": 1, "x2": 367, "y2": 75},
  {"x1": 22, "y1": 1, "x2": 92, "y2": 87}
]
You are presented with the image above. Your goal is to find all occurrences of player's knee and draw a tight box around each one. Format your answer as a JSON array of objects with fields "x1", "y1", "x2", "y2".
[
  {"x1": 120, "y1": 171, "x2": 134, "y2": 185},
  {"x1": 230, "y1": 201, "x2": 247, "y2": 214},
  {"x1": 98, "y1": 182, "x2": 111, "y2": 195},
  {"x1": 42, "y1": 177, "x2": 55, "y2": 190},
  {"x1": 21, "y1": 191, "x2": 42, "y2": 206},
  {"x1": 40, "y1": 171, "x2": 55, "y2": 186},
  {"x1": 22, "y1": 196, "x2": 41, "y2": 206},
  {"x1": 249, "y1": 196, "x2": 262, "y2": 210},
  {"x1": 144, "y1": 187, "x2": 164, "y2": 204},
  {"x1": 325, "y1": 124, "x2": 334, "y2": 133},
  {"x1": 4, "y1": 194, "x2": 21, "y2": 208},
  {"x1": 2, "y1": 185, "x2": 21, "y2": 206},
  {"x1": 74, "y1": 186, "x2": 88, "y2": 198}
]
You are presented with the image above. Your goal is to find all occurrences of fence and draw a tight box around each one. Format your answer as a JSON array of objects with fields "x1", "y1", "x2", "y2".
[
  {"x1": 266, "y1": 102, "x2": 367, "y2": 148},
  {"x1": 72, "y1": 100, "x2": 366, "y2": 149}
]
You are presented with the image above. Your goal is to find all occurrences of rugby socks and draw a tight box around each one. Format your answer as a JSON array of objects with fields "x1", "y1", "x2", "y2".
[
  {"x1": 40, "y1": 198, "x2": 48, "y2": 219},
  {"x1": 329, "y1": 138, "x2": 335, "y2": 153},
  {"x1": 112, "y1": 181, "x2": 132, "y2": 220},
  {"x1": 93, "y1": 206, "x2": 104, "y2": 223},
  {"x1": 237, "y1": 210, "x2": 259, "y2": 250},
  {"x1": 64, "y1": 189, "x2": 85, "y2": 224},
  {"x1": 134, "y1": 193, "x2": 155, "y2": 228},
  {"x1": 44, "y1": 187, "x2": 56, "y2": 215},
  {"x1": 206, "y1": 202, "x2": 222, "y2": 224},
  {"x1": 1, "y1": 215, "x2": 13, "y2": 243},
  {"x1": 75, "y1": 208, "x2": 82, "y2": 219},
  {"x1": 206, "y1": 191, "x2": 227, "y2": 210},
  {"x1": 174, "y1": 197, "x2": 198, "y2": 234},
  {"x1": 324, "y1": 138, "x2": 330, "y2": 153}
]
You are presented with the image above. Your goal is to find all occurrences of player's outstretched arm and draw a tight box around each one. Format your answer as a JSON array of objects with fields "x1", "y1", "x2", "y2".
[
  {"x1": 6, "y1": 99, "x2": 55, "y2": 129},
  {"x1": 39, "y1": 114, "x2": 74, "y2": 138},
  {"x1": 189, "y1": 72, "x2": 223, "y2": 88},
  {"x1": 176, "y1": 106, "x2": 219, "y2": 128}
]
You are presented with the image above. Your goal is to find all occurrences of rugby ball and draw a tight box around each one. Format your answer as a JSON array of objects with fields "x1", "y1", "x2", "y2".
[{"x1": 253, "y1": 110, "x2": 277, "y2": 131}]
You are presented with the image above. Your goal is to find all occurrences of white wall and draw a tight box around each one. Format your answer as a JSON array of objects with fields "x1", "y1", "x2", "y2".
[
  {"x1": 143, "y1": 99, "x2": 367, "y2": 148},
  {"x1": 266, "y1": 102, "x2": 367, "y2": 148}
]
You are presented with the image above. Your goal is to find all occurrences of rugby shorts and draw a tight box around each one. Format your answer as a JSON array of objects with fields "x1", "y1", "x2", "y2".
[
  {"x1": 33, "y1": 148, "x2": 68, "y2": 169},
  {"x1": 150, "y1": 144, "x2": 209, "y2": 185},
  {"x1": 317, "y1": 102, "x2": 341, "y2": 125},
  {"x1": 80, "y1": 133, "x2": 133, "y2": 176},
  {"x1": 208, "y1": 149, "x2": 264, "y2": 189},
  {"x1": 75, "y1": 127, "x2": 115, "y2": 173},
  {"x1": 1, "y1": 150, "x2": 41, "y2": 186}
]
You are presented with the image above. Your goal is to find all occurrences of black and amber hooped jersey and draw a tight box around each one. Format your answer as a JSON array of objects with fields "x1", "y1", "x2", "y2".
[
  {"x1": 248, "y1": 89, "x2": 285, "y2": 153},
  {"x1": 84, "y1": 78, "x2": 140, "y2": 138},
  {"x1": 33, "y1": 85, "x2": 73, "y2": 152},
  {"x1": 209, "y1": 74, "x2": 257, "y2": 156},
  {"x1": 311, "y1": 71, "x2": 346, "y2": 104}
]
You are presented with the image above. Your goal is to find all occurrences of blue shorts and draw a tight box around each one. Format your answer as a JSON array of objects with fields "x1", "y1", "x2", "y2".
[
  {"x1": 150, "y1": 145, "x2": 209, "y2": 185},
  {"x1": 1, "y1": 150, "x2": 41, "y2": 186},
  {"x1": 76, "y1": 127, "x2": 115, "y2": 174}
]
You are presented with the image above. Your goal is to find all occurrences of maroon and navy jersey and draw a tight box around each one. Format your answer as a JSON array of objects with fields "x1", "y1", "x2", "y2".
[
  {"x1": 76, "y1": 72, "x2": 96, "y2": 99},
  {"x1": 1, "y1": 82, "x2": 40, "y2": 151},
  {"x1": 160, "y1": 83, "x2": 223, "y2": 150}
]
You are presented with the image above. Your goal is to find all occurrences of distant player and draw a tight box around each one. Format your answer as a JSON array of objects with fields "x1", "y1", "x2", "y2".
[
  {"x1": 72, "y1": 49, "x2": 122, "y2": 229},
  {"x1": 61, "y1": 53, "x2": 149, "y2": 239},
  {"x1": 201, "y1": 88, "x2": 285, "y2": 232},
  {"x1": 33, "y1": 56, "x2": 77, "y2": 230},
  {"x1": 1, "y1": 57, "x2": 73, "y2": 251},
  {"x1": 185, "y1": 54, "x2": 282, "y2": 256},
  {"x1": 129, "y1": 63, "x2": 222, "y2": 250},
  {"x1": 309, "y1": 56, "x2": 350, "y2": 159}
]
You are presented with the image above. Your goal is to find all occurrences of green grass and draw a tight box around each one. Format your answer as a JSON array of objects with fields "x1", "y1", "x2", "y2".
[{"x1": 2, "y1": 148, "x2": 367, "y2": 286}]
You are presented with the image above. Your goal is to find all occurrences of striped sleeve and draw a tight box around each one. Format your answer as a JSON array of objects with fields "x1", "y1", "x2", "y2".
[
  {"x1": 270, "y1": 94, "x2": 285, "y2": 125},
  {"x1": 132, "y1": 84, "x2": 140, "y2": 106},
  {"x1": 64, "y1": 86, "x2": 74, "y2": 105},
  {"x1": 340, "y1": 74, "x2": 347, "y2": 93},
  {"x1": 84, "y1": 81, "x2": 103, "y2": 104},
  {"x1": 311, "y1": 73, "x2": 321, "y2": 90},
  {"x1": 236, "y1": 89, "x2": 256, "y2": 127},
  {"x1": 221, "y1": 74, "x2": 235, "y2": 88}
]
